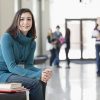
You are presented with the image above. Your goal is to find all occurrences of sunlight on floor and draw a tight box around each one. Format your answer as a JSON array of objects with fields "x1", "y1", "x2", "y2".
[{"x1": 46, "y1": 60, "x2": 98, "y2": 100}]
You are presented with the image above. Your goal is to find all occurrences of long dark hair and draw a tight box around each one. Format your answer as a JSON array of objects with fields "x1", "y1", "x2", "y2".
[{"x1": 6, "y1": 8, "x2": 36, "y2": 39}]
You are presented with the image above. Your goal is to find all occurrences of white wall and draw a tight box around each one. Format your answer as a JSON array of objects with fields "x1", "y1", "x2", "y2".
[
  {"x1": 50, "y1": 0, "x2": 100, "y2": 32},
  {"x1": 0, "y1": 0, "x2": 14, "y2": 35}
]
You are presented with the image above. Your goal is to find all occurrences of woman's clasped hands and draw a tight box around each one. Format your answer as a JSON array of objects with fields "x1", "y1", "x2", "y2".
[{"x1": 41, "y1": 68, "x2": 52, "y2": 83}]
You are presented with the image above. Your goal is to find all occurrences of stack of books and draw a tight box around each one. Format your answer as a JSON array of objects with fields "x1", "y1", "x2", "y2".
[{"x1": 0, "y1": 83, "x2": 27, "y2": 93}]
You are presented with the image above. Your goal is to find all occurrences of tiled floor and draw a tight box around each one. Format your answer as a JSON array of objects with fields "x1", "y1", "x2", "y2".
[{"x1": 46, "y1": 60, "x2": 100, "y2": 100}]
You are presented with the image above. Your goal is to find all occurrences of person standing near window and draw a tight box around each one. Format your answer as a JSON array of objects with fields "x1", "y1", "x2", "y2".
[
  {"x1": 92, "y1": 17, "x2": 100, "y2": 76},
  {"x1": 65, "y1": 27, "x2": 70, "y2": 68},
  {"x1": 0, "y1": 8, "x2": 52, "y2": 100}
]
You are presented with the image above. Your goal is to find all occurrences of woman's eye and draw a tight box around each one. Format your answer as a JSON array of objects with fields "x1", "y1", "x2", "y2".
[
  {"x1": 20, "y1": 18, "x2": 32, "y2": 21},
  {"x1": 20, "y1": 18, "x2": 24, "y2": 21},
  {"x1": 27, "y1": 18, "x2": 31, "y2": 21}
]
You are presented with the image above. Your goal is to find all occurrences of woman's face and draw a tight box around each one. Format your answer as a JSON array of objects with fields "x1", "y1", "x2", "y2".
[{"x1": 19, "y1": 12, "x2": 32, "y2": 36}]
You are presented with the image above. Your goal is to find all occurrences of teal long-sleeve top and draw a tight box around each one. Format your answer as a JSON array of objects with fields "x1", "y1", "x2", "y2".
[{"x1": 0, "y1": 32, "x2": 42, "y2": 82}]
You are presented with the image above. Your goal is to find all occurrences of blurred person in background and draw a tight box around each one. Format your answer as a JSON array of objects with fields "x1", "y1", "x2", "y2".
[
  {"x1": 53, "y1": 25, "x2": 63, "y2": 68},
  {"x1": 65, "y1": 27, "x2": 71, "y2": 68},
  {"x1": 46, "y1": 28, "x2": 57, "y2": 66},
  {"x1": 92, "y1": 17, "x2": 100, "y2": 77}
]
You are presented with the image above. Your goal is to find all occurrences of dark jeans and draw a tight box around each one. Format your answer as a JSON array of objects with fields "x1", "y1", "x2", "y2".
[
  {"x1": 96, "y1": 44, "x2": 100, "y2": 74},
  {"x1": 65, "y1": 47, "x2": 70, "y2": 65},
  {"x1": 6, "y1": 74, "x2": 46, "y2": 100},
  {"x1": 50, "y1": 48, "x2": 56, "y2": 66},
  {"x1": 54, "y1": 47, "x2": 60, "y2": 66}
]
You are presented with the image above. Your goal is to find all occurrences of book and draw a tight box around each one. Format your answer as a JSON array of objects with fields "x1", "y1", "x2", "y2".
[
  {"x1": 0, "y1": 83, "x2": 22, "y2": 90},
  {"x1": 0, "y1": 87, "x2": 27, "y2": 93},
  {"x1": 0, "y1": 83, "x2": 29, "y2": 93}
]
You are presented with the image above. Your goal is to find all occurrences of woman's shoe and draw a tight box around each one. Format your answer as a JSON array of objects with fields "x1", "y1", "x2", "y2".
[{"x1": 66, "y1": 66, "x2": 70, "y2": 69}]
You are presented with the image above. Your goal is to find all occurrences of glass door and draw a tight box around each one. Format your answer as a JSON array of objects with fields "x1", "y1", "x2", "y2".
[
  {"x1": 67, "y1": 20, "x2": 81, "y2": 59},
  {"x1": 64, "y1": 18, "x2": 96, "y2": 59},
  {"x1": 82, "y1": 20, "x2": 96, "y2": 59}
]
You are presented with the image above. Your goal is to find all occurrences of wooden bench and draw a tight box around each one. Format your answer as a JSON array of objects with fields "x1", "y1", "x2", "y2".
[
  {"x1": 0, "y1": 90, "x2": 29, "y2": 100},
  {"x1": 34, "y1": 55, "x2": 48, "y2": 69},
  {"x1": 34, "y1": 55, "x2": 48, "y2": 65}
]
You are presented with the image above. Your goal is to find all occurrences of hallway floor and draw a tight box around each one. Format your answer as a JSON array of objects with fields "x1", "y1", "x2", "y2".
[{"x1": 46, "y1": 60, "x2": 100, "y2": 100}]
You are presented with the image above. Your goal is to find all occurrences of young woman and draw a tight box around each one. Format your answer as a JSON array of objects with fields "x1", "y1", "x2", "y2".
[{"x1": 0, "y1": 8, "x2": 52, "y2": 100}]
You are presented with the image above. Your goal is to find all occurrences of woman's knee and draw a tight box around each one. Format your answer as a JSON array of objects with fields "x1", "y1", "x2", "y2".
[{"x1": 22, "y1": 78, "x2": 41, "y2": 89}]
